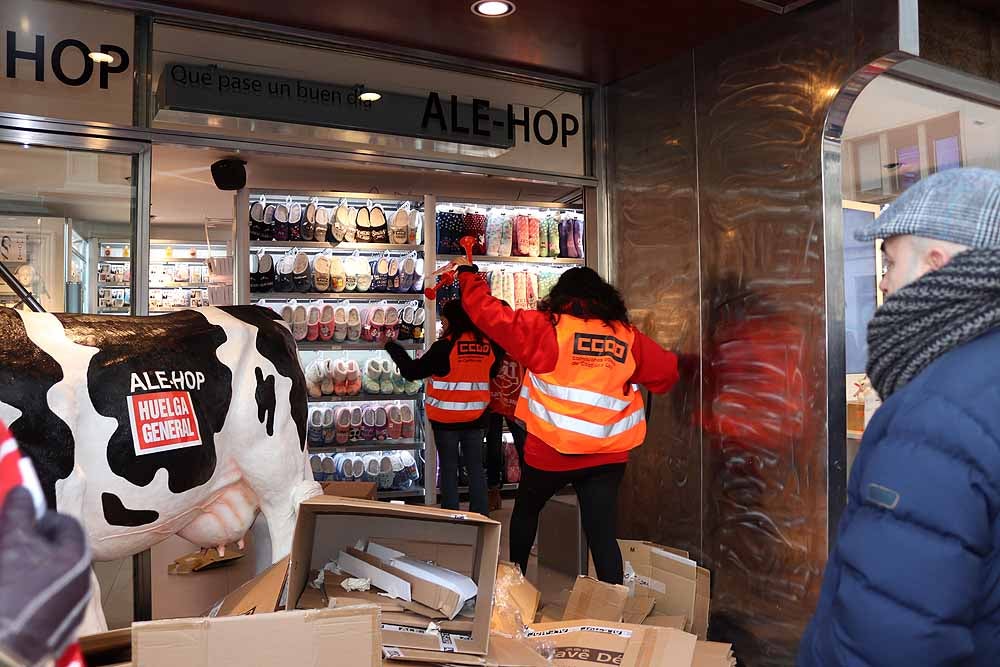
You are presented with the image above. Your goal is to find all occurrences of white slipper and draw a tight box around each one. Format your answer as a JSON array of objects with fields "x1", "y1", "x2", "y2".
[
  {"x1": 330, "y1": 257, "x2": 346, "y2": 293},
  {"x1": 279, "y1": 302, "x2": 295, "y2": 329},
  {"x1": 321, "y1": 358, "x2": 336, "y2": 396},
  {"x1": 322, "y1": 407, "x2": 336, "y2": 445},
  {"x1": 333, "y1": 304, "x2": 348, "y2": 342},
  {"x1": 344, "y1": 207, "x2": 358, "y2": 243},
  {"x1": 347, "y1": 306, "x2": 363, "y2": 341},
  {"x1": 291, "y1": 303, "x2": 308, "y2": 340},
  {"x1": 319, "y1": 303, "x2": 335, "y2": 341},
  {"x1": 379, "y1": 359, "x2": 395, "y2": 394},
  {"x1": 313, "y1": 253, "x2": 331, "y2": 292},
  {"x1": 305, "y1": 359, "x2": 324, "y2": 398}
]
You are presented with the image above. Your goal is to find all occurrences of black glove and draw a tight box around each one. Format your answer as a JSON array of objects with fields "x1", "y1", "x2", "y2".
[{"x1": 0, "y1": 487, "x2": 91, "y2": 667}]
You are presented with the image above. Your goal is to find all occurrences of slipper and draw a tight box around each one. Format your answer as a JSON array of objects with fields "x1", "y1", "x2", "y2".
[
  {"x1": 370, "y1": 205, "x2": 389, "y2": 244},
  {"x1": 288, "y1": 201, "x2": 303, "y2": 242},
  {"x1": 335, "y1": 407, "x2": 352, "y2": 445},
  {"x1": 529, "y1": 216, "x2": 541, "y2": 257},
  {"x1": 392, "y1": 365, "x2": 406, "y2": 394},
  {"x1": 412, "y1": 307, "x2": 425, "y2": 342},
  {"x1": 249, "y1": 253, "x2": 260, "y2": 293},
  {"x1": 320, "y1": 358, "x2": 336, "y2": 395},
  {"x1": 559, "y1": 218, "x2": 573, "y2": 258},
  {"x1": 310, "y1": 453, "x2": 323, "y2": 476},
  {"x1": 499, "y1": 214, "x2": 514, "y2": 256},
  {"x1": 318, "y1": 303, "x2": 335, "y2": 341},
  {"x1": 273, "y1": 201, "x2": 290, "y2": 241},
  {"x1": 400, "y1": 404, "x2": 416, "y2": 439},
  {"x1": 514, "y1": 271, "x2": 528, "y2": 311},
  {"x1": 261, "y1": 203, "x2": 276, "y2": 241},
  {"x1": 306, "y1": 303, "x2": 321, "y2": 341},
  {"x1": 399, "y1": 301, "x2": 417, "y2": 340},
  {"x1": 390, "y1": 206, "x2": 410, "y2": 244},
  {"x1": 361, "y1": 304, "x2": 385, "y2": 342},
  {"x1": 383, "y1": 305, "x2": 400, "y2": 342},
  {"x1": 250, "y1": 198, "x2": 265, "y2": 241},
  {"x1": 378, "y1": 454, "x2": 394, "y2": 488},
  {"x1": 490, "y1": 268, "x2": 504, "y2": 300},
  {"x1": 291, "y1": 303, "x2": 308, "y2": 340},
  {"x1": 390, "y1": 453, "x2": 407, "y2": 489},
  {"x1": 374, "y1": 406, "x2": 389, "y2": 441},
  {"x1": 330, "y1": 202, "x2": 346, "y2": 243},
  {"x1": 313, "y1": 253, "x2": 331, "y2": 292},
  {"x1": 547, "y1": 215, "x2": 561, "y2": 258},
  {"x1": 356, "y1": 263, "x2": 374, "y2": 293},
  {"x1": 333, "y1": 304, "x2": 348, "y2": 342},
  {"x1": 330, "y1": 257, "x2": 346, "y2": 293},
  {"x1": 346, "y1": 306, "x2": 363, "y2": 341},
  {"x1": 355, "y1": 206, "x2": 372, "y2": 243},
  {"x1": 304, "y1": 358, "x2": 324, "y2": 398},
  {"x1": 361, "y1": 455, "x2": 379, "y2": 483},
  {"x1": 387, "y1": 404, "x2": 403, "y2": 439},
  {"x1": 361, "y1": 406, "x2": 377, "y2": 441},
  {"x1": 308, "y1": 408, "x2": 325, "y2": 446},
  {"x1": 486, "y1": 212, "x2": 503, "y2": 256},
  {"x1": 364, "y1": 358, "x2": 382, "y2": 394},
  {"x1": 275, "y1": 253, "x2": 295, "y2": 292},
  {"x1": 408, "y1": 209, "x2": 422, "y2": 245},
  {"x1": 527, "y1": 272, "x2": 539, "y2": 311},
  {"x1": 315, "y1": 206, "x2": 330, "y2": 244},
  {"x1": 333, "y1": 359, "x2": 349, "y2": 396},
  {"x1": 303, "y1": 198, "x2": 318, "y2": 242},
  {"x1": 502, "y1": 270, "x2": 516, "y2": 307},
  {"x1": 344, "y1": 206, "x2": 358, "y2": 243},
  {"x1": 258, "y1": 253, "x2": 275, "y2": 293},
  {"x1": 465, "y1": 211, "x2": 488, "y2": 255},
  {"x1": 410, "y1": 257, "x2": 424, "y2": 294},
  {"x1": 370, "y1": 255, "x2": 389, "y2": 293},
  {"x1": 321, "y1": 455, "x2": 336, "y2": 479},
  {"x1": 386, "y1": 257, "x2": 401, "y2": 293},
  {"x1": 401, "y1": 451, "x2": 419, "y2": 484},
  {"x1": 379, "y1": 359, "x2": 395, "y2": 394},
  {"x1": 345, "y1": 359, "x2": 362, "y2": 396},
  {"x1": 343, "y1": 254, "x2": 358, "y2": 292},
  {"x1": 404, "y1": 376, "x2": 423, "y2": 395},
  {"x1": 292, "y1": 251, "x2": 311, "y2": 292},
  {"x1": 399, "y1": 254, "x2": 416, "y2": 293},
  {"x1": 349, "y1": 407, "x2": 363, "y2": 442},
  {"x1": 279, "y1": 302, "x2": 295, "y2": 329}
]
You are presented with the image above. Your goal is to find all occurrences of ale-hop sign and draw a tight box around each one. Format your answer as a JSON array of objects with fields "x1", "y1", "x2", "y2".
[{"x1": 158, "y1": 63, "x2": 581, "y2": 152}]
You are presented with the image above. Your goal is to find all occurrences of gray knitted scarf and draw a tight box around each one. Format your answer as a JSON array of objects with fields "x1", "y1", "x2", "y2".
[{"x1": 867, "y1": 247, "x2": 1000, "y2": 399}]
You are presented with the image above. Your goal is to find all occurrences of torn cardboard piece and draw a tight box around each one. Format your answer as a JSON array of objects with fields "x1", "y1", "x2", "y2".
[
  {"x1": 525, "y1": 620, "x2": 697, "y2": 667},
  {"x1": 321, "y1": 480, "x2": 378, "y2": 500},
  {"x1": 622, "y1": 596, "x2": 655, "y2": 625},
  {"x1": 563, "y1": 577, "x2": 629, "y2": 623},
  {"x1": 131, "y1": 605, "x2": 381, "y2": 667},
  {"x1": 210, "y1": 556, "x2": 289, "y2": 617},
  {"x1": 372, "y1": 537, "x2": 477, "y2": 577},
  {"x1": 693, "y1": 640, "x2": 736, "y2": 667},
  {"x1": 491, "y1": 562, "x2": 541, "y2": 637}
]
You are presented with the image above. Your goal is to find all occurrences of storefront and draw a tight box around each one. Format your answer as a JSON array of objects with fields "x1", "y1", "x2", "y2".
[{"x1": 0, "y1": 0, "x2": 606, "y2": 630}]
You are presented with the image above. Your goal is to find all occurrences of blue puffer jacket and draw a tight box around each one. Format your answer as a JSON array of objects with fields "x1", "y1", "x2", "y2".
[{"x1": 800, "y1": 327, "x2": 1000, "y2": 667}]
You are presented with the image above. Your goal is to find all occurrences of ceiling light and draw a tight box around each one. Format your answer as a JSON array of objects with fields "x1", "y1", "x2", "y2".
[
  {"x1": 88, "y1": 51, "x2": 114, "y2": 64},
  {"x1": 471, "y1": 0, "x2": 516, "y2": 17},
  {"x1": 359, "y1": 91, "x2": 382, "y2": 102}
]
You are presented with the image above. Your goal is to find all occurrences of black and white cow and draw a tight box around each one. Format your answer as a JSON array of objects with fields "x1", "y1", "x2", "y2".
[{"x1": 0, "y1": 305, "x2": 321, "y2": 625}]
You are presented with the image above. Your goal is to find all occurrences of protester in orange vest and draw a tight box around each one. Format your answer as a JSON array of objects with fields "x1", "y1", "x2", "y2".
[
  {"x1": 386, "y1": 299, "x2": 502, "y2": 515},
  {"x1": 451, "y1": 262, "x2": 679, "y2": 584}
]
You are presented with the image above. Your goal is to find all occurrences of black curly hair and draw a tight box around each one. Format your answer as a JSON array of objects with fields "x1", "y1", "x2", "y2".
[
  {"x1": 538, "y1": 267, "x2": 630, "y2": 328},
  {"x1": 440, "y1": 299, "x2": 486, "y2": 342}
]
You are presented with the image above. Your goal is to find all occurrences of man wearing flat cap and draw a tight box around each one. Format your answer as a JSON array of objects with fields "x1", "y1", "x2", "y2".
[{"x1": 800, "y1": 168, "x2": 1000, "y2": 667}]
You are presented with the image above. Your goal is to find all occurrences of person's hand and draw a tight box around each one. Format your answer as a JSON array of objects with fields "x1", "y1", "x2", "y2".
[
  {"x1": 451, "y1": 256, "x2": 473, "y2": 268},
  {"x1": 0, "y1": 487, "x2": 91, "y2": 666}
]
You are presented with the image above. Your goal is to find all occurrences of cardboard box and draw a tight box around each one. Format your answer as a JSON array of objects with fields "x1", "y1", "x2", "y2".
[
  {"x1": 129, "y1": 605, "x2": 380, "y2": 667},
  {"x1": 491, "y1": 562, "x2": 541, "y2": 636},
  {"x1": 562, "y1": 577, "x2": 629, "y2": 623},
  {"x1": 80, "y1": 628, "x2": 132, "y2": 667},
  {"x1": 286, "y1": 496, "x2": 500, "y2": 656},
  {"x1": 524, "y1": 621, "x2": 696, "y2": 667},
  {"x1": 693, "y1": 640, "x2": 736, "y2": 667},
  {"x1": 591, "y1": 540, "x2": 711, "y2": 639},
  {"x1": 321, "y1": 481, "x2": 378, "y2": 500},
  {"x1": 210, "y1": 556, "x2": 289, "y2": 617}
]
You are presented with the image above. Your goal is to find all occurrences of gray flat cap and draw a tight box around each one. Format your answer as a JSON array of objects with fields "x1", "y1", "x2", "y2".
[{"x1": 855, "y1": 167, "x2": 1000, "y2": 247}]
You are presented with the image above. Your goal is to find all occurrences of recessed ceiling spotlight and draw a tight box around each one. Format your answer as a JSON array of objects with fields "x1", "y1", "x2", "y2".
[
  {"x1": 88, "y1": 51, "x2": 114, "y2": 64},
  {"x1": 359, "y1": 91, "x2": 382, "y2": 102},
  {"x1": 471, "y1": 0, "x2": 516, "y2": 17}
]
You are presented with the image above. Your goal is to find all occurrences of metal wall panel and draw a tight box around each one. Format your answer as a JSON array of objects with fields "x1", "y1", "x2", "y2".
[{"x1": 609, "y1": 1, "x2": 901, "y2": 664}]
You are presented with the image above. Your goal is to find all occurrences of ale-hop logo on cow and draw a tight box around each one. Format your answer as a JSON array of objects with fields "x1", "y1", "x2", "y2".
[{"x1": 127, "y1": 370, "x2": 204, "y2": 455}]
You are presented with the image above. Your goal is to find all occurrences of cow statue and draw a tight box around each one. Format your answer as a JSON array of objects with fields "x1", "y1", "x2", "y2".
[{"x1": 0, "y1": 305, "x2": 322, "y2": 631}]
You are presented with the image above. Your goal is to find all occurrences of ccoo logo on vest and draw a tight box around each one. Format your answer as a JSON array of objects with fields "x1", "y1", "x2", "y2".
[
  {"x1": 3, "y1": 31, "x2": 129, "y2": 88},
  {"x1": 573, "y1": 333, "x2": 628, "y2": 364},
  {"x1": 458, "y1": 341, "x2": 492, "y2": 356}
]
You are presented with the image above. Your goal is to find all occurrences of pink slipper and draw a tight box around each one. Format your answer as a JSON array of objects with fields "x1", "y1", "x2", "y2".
[
  {"x1": 387, "y1": 404, "x2": 403, "y2": 439},
  {"x1": 362, "y1": 304, "x2": 385, "y2": 342},
  {"x1": 345, "y1": 360, "x2": 362, "y2": 396},
  {"x1": 513, "y1": 215, "x2": 530, "y2": 256},
  {"x1": 335, "y1": 407, "x2": 351, "y2": 445},
  {"x1": 513, "y1": 271, "x2": 528, "y2": 311},
  {"x1": 349, "y1": 407, "x2": 363, "y2": 442},
  {"x1": 318, "y1": 303, "x2": 335, "y2": 341},
  {"x1": 528, "y1": 217, "x2": 541, "y2": 257},
  {"x1": 374, "y1": 406, "x2": 388, "y2": 440}
]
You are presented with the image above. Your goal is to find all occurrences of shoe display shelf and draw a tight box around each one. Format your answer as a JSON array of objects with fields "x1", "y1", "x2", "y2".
[
  {"x1": 96, "y1": 241, "x2": 132, "y2": 315},
  {"x1": 244, "y1": 190, "x2": 434, "y2": 504}
]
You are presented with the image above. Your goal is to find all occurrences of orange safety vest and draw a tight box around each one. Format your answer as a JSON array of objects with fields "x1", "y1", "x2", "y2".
[
  {"x1": 515, "y1": 315, "x2": 646, "y2": 454},
  {"x1": 426, "y1": 332, "x2": 496, "y2": 424}
]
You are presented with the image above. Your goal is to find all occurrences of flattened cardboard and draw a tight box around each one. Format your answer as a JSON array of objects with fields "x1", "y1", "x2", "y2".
[
  {"x1": 643, "y1": 615, "x2": 688, "y2": 630},
  {"x1": 525, "y1": 620, "x2": 697, "y2": 667},
  {"x1": 382, "y1": 646, "x2": 486, "y2": 665},
  {"x1": 373, "y1": 537, "x2": 476, "y2": 577},
  {"x1": 348, "y1": 546, "x2": 465, "y2": 619},
  {"x1": 622, "y1": 596, "x2": 655, "y2": 625},
  {"x1": 212, "y1": 556, "x2": 289, "y2": 617},
  {"x1": 296, "y1": 578, "x2": 329, "y2": 610},
  {"x1": 131, "y1": 605, "x2": 380, "y2": 667},
  {"x1": 492, "y1": 562, "x2": 541, "y2": 636},
  {"x1": 563, "y1": 577, "x2": 629, "y2": 623},
  {"x1": 287, "y1": 496, "x2": 500, "y2": 656},
  {"x1": 693, "y1": 640, "x2": 736, "y2": 667},
  {"x1": 486, "y1": 634, "x2": 550, "y2": 667},
  {"x1": 321, "y1": 480, "x2": 378, "y2": 500},
  {"x1": 80, "y1": 628, "x2": 131, "y2": 667}
]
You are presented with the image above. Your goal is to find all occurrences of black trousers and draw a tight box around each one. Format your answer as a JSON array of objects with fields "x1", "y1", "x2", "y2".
[
  {"x1": 509, "y1": 462, "x2": 627, "y2": 585},
  {"x1": 486, "y1": 411, "x2": 527, "y2": 488}
]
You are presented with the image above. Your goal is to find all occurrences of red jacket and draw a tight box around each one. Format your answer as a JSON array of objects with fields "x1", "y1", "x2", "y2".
[{"x1": 459, "y1": 271, "x2": 679, "y2": 471}]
